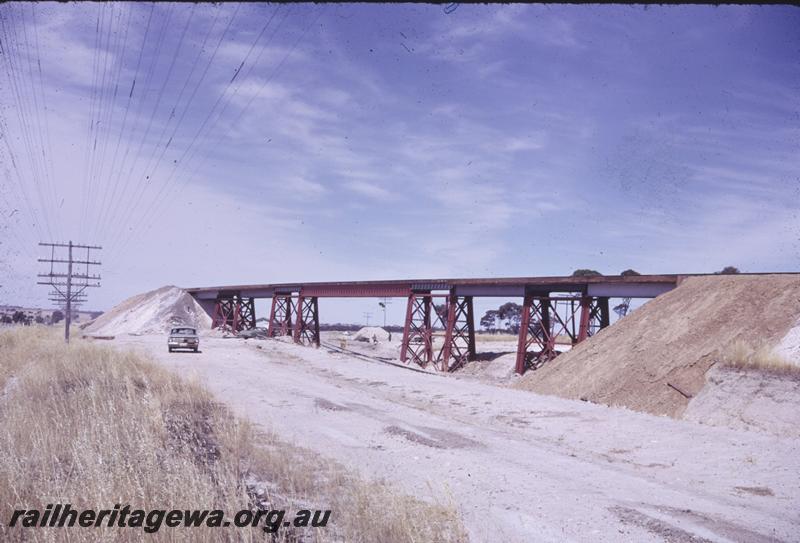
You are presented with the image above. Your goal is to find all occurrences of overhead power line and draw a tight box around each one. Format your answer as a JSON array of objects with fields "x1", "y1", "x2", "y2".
[
  {"x1": 87, "y1": 2, "x2": 156, "y2": 243},
  {"x1": 87, "y1": 4, "x2": 133, "y2": 242},
  {"x1": 110, "y1": 5, "x2": 325, "y2": 261},
  {"x1": 0, "y1": 6, "x2": 55, "y2": 241},
  {"x1": 19, "y1": 4, "x2": 59, "y2": 231},
  {"x1": 105, "y1": 2, "x2": 267, "y2": 256},
  {"x1": 106, "y1": 3, "x2": 224, "y2": 239},
  {"x1": 79, "y1": 2, "x2": 111, "y2": 240},
  {"x1": 93, "y1": 3, "x2": 196, "y2": 243},
  {"x1": 92, "y1": 2, "x2": 175, "y2": 243}
]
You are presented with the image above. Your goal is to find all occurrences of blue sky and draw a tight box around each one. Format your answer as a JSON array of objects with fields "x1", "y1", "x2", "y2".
[{"x1": 0, "y1": 3, "x2": 798, "y2": 324}]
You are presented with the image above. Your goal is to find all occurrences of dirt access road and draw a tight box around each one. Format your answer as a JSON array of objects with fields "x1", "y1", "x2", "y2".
[{"x1": 115, "y1": 335, "x2": 800, "y2": 543}]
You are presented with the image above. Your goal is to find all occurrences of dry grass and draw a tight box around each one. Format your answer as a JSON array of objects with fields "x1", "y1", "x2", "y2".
[
  {"x1": 720, "y1": 340, "x2": 800, "y2": 375},
  {"x1": 0, "y1": 327, "x2": 466, "y2": 542},
  {"x1": 475, "y1": 332, "x2": 573, "y2": 345},
  {"x1": 474, "y1": 333, "x2": 518, "y2": 343}
]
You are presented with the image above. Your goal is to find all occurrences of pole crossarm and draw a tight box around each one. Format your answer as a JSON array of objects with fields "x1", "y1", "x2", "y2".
[
  {"x1": 37, "y1": 273, "x2": 102, "y2": 280},
  {"x1": 37, "y1": 259, "x2": 102, "y2": 265},
  {"x1": 39, "y1": 242, "x2": 103, "y2": 250},
  {"x1": 37, "y1": 282, "x2": 101, "y2": 287}
]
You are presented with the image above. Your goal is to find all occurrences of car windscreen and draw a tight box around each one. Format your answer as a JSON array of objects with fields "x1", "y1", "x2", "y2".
[{"x1": 171, "y1": 328, "x2": 196, "y2": 335}]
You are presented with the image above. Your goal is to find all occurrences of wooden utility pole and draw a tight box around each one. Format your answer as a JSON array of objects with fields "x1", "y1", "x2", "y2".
[
  {"x1": 37, "y1": 241, "x2": 102, "y2": 343},
  {"x1": 65, "y1": 241, "x2": 72, "y2": 342}
]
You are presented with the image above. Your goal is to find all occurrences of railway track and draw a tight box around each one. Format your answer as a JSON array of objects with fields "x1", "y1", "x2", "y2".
[{"x1": 319, "y1": 339, "x2": 441, "y2": 376}]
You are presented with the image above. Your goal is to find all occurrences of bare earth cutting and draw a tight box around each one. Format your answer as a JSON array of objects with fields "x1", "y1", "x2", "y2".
[{"x1": 514, "y1": 274, "x2": 800, "y2": 417}]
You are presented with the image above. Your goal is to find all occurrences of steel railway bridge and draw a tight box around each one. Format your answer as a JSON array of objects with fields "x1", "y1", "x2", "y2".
[{"x1": 185, "y1": 274, "x2": 689, "y2": 374}]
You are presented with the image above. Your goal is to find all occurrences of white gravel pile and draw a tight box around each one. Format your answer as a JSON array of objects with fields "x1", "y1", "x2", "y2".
[
  {"x1": 774, "y1": 316, "x2": 800, "y2": 367},
  {"x1": 353, "y1": 326, "x2": 390, "y2": 342},
  {"x1": 83, "y1": 286, "x2": 211, "y2": 336}
]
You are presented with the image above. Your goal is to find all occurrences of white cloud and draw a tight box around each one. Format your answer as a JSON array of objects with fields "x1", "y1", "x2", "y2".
[
  {"x1": 503, "y1": 136, "x2": 545, "y2": 152},
  {"x1": 343, "y1": 180, "x2": 397, "y2": 201},
  {"x1": 284, "y1": 176, "x2": 326, "y2": 198}
]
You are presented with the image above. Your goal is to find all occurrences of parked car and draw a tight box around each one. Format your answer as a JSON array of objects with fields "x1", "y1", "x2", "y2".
[{"x1": 167, "y1": 327, "x2": 199, "y2": 353}]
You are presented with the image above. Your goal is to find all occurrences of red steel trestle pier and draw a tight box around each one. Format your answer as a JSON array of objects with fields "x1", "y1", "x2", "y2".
[
  {"x1": 515, "y1": 294, "x2": 609, "y2": 373},
  {"x1": 211, "y1": 292, "x2": 256, "y2": 333},
  {"x1": 266, "y1": 293, "x2": 321, "y2": 347},
  {"x1": 398, "y1": 290, "x2": 477, "y2": 372},
  {"x1": 267, "y1": 293, "x2": 295, "y2": 338},
  {"x1": 440, "y1": 293, "x2": 477, "y2": 372},
  {"x1": 293, "y1": 294, "x2": 321, "y2": 347}
]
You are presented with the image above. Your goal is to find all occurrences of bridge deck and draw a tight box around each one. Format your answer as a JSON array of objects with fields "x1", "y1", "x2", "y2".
[{"x1": 186, "y1": 273, "x2": 692, "y2": 300}]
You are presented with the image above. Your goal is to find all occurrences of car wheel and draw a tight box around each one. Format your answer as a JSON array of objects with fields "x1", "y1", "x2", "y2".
[
  {"x1": 193, "y1": 347, "x2": 198, "y2": 353},
  {"x1": 168, "y1": 347, "x2": 173, "y2": 353}
]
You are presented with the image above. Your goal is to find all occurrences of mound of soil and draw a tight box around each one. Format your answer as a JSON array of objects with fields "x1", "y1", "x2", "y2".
[
  {"x1": 683, "y1": 365, "x2": 800, "y2": 437},
  {"x1": 514, "y1": 274, "x2": 800, "y2": 417},
  {"x1": 83, "y1": 286, "x2": 211, "y2": 336},
  {"x1": 354, "y1": 326, "x2": 391, "y2": 342}
]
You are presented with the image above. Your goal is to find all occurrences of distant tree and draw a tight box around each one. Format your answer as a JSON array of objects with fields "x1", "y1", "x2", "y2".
[
  {"x1": 620, "y1": 269, "x2": 641, "y2": 276},
  {"x1": 571, "y1": 269, "x2": 602, "y2": 277},
  {"x1": 51, "y1": 310, "x2": 64, "y2": 324},
  {"x1": 0, "y1": 315, "x2": 11, "y2": 324},
  {"x1": 12, "y1": 311, "x2": 26, "y2": 324},
  {"x1": 480, "y1": 310, "x2": 499, "y2": 332},
  {"x1": 716, "y1": 266, "x2": 740, "y2": 275},
  {"x1": 433, "y1": 303, "x2": 448, "y2": 324},
  {"x1": 497, "y1": 302, "x2": 522, "y2": 333},
  {"x1": 34, "y1": 315, "x2": 44, "y2": 324}
]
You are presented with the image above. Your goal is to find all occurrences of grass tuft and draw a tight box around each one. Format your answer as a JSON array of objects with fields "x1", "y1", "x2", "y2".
[{"x1": 719, "y1": 340, "x2": 799, "y2": 375}]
